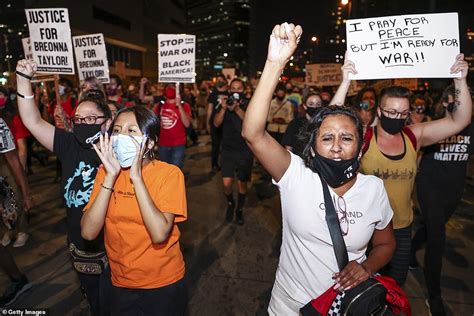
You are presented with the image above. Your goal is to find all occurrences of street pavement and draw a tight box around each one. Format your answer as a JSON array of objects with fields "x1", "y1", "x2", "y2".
[{"x1": 1, "y1": 135, "x2": 473, "y2": 315}]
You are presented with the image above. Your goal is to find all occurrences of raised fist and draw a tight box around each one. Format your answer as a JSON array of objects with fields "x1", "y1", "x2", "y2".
[
  {"x1": 267, "y1": 22, "x2": 303, "y2": 66},
  {"x1": 16, "y1": 59, "x2": 37, "y2": 78}
]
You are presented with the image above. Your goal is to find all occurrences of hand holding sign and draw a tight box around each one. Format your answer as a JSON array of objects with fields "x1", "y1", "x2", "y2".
[
  {"x1": 341, "y1": 52, "x2": 357, "y2": 84},
  {"x1": 267, "y1": 22, "x2": 303, "y2": 66},
  {"x1": 16, "y1": 59, "x2": 38, "y2": 79},
  {"x1": 451, "y1": 54, "x2": 468, "y2": 82}
]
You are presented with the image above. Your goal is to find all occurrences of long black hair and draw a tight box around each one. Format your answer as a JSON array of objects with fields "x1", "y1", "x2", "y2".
[{"x1": 297, "y1": 105, "x2": 363, "y2": 172}]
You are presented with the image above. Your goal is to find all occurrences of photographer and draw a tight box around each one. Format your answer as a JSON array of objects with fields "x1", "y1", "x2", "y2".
[{"x1": 213, "y1": 79, "x2": 252, "y2": 225}]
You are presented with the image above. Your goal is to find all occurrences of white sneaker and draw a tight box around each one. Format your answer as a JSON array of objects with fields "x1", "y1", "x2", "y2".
[
  {"x1": 13, "y1": 232, "x2": 29, "y2": 248},
  {"x1": 1, "y1": 232, "x2": 11, "y2": 246}
]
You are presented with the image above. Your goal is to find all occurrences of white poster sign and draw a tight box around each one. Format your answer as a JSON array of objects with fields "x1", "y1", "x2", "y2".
[
  {"x1": 305, "y1": 63, "x2": 342, "y2": 86},
  {"x1": 21, "y1": 37, "x2": 33, "y2": 60},
  {"x1": 158, "y1": 34, "x2": 195, "y2": 83},
  {"x1": 73, "y1": 33, "x2": 110, "y2": 83},
  {"x1": 346, "y1": 12, "x2": 460, "y2": 80},
  {"x1": 25, "y1": 8, "x2": 75, "y2": 74}
]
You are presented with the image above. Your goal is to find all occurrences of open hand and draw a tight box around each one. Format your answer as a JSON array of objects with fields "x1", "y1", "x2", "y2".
[
  {"x1": 267, "y1": 22, "x2": 303, "y2": 66},
  {"x1": 451, "y1": 53, "x2": 468, "y2": 81},
  {"x1": 16, "y1": 59, "x2": 37, "y2": 78},
  {"x1": 333, "y1": 261, "x2": 371, "y2": 292},
  {"x1": 129, "y1": 135, "x2": 147, "y2": 182},
  {"x1": 93, "y1": 133, "x2": 121, "y2": 180}
]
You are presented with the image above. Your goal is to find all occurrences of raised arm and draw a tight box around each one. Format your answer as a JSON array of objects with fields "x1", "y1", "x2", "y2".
[
  {"x1": 330, "y1": 52, "x2": 357, "y2": 106},
  {"x1": 16, "y1": 59, "x2": 55, "y2": 151},
  {"x1": 242, "y1": 22, "x2": 302, "y2": 181},
  {"x1": 410, "y1": 54, "x2": 472, "y2": 149},
  {"x1": 139, "y1": 77, "x2": 154, "y2": 103}
]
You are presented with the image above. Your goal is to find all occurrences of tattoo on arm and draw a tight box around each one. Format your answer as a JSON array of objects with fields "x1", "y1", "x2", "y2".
[{"x1": 453, "y1": 88, "x2": 461, "y2": 112}]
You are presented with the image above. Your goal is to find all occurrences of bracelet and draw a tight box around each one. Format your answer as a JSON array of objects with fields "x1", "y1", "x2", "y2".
[
  {"x1": 17, "y1": 92, "x2": 35, "y2": 99},
  {"x1": 100, "y1": 183, "x2": 114, "y2": 192},
  {"x1": 16, "y1": 71, "x2": 33, "y2": 81}
]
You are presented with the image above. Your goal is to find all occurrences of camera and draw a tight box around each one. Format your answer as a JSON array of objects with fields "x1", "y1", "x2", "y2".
[{"x1": 226, "y1": 92, "x2": 242, "y2": 105}]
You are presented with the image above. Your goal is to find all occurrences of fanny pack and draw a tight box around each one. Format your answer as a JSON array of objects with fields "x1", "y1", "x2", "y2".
[{"x1": 69, "y1": 243, "x2": 108, "y2": 275}]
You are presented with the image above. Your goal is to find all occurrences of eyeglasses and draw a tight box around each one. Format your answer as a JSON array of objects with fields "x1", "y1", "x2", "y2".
[
  {"x1": 71, "y1": 116, "x2": 106, "y2": 125},
  {"x1": 333, "y1": 195, "x2": 349, "y2": 236},
  {"x1": 381, "y1": 108, "x2": 411, "y2": 119}
]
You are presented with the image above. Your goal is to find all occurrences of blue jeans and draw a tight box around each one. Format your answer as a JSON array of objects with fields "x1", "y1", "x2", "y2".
[{"x1": 159, "y1": 145, "x2": 186, "y2": 168}]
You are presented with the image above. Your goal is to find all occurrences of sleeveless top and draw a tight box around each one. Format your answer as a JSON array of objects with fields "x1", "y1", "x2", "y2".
[{"x1": 360, "y1": 127, "x2": 417, "y2": 229}]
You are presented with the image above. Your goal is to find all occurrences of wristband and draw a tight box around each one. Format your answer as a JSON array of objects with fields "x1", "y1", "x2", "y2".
[
  {"x1": 16, "y1": 92, "x2": 35, "y2": 99},
  {"x1": 100, "y1": 183, "x2": 114, "y2": 192},
  {"x1": 16, "y1": 71, "x2": 33, "y2": 81}
]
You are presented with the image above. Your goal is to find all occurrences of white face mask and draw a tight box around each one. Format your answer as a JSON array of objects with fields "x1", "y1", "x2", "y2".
[
  {"x1": 112, "y1": 134, "x2": 144, "y2": 168},
  {"x1": 59, "y1": 85, "x2": 66, "y2": 96}
]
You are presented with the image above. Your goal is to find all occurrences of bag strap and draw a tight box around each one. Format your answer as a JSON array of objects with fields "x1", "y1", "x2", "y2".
[
  {"x1": 402, "y1": 126, "x2": 417, "y2": 150},
  {"x1": 361, "y1": 126, "x2": 374, "y2": 157},
  {"x1": 319, "y1": 176, "x2": 349, "y2": 271}
]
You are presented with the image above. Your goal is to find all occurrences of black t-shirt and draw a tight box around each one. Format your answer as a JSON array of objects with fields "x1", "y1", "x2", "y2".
[
  {"x1": 221, "y1": 101, "x2": 250, "y2": 153},
  {"x1": 208, "y1": 89, "x2": 227, "y2": 131},
  {"x1": 418, "y1": 122, "x2": 474, "y2": 187},
  {"x1": 53, "y1": 128, "x2": 104, "y2": 253},
  {"x1": 282, "y1": 117, "x2": 307, "y2": 153}
]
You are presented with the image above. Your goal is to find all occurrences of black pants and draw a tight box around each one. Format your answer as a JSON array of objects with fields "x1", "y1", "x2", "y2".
[
  {"x1": 77, "y1": 265, "x2": 112, "y2": 316},
  {"x1": 414, "y1": 177, "x2": 464, "y2": 299},
  {"x1": 382, "y1": 224, "x2": 412, "y2": 286},
  {"x1": 110, "y1": 278, "x2": 187, "y2": 316},
  {"x1": 210, "y1": 127, "x2": 222, "y2": 168}
]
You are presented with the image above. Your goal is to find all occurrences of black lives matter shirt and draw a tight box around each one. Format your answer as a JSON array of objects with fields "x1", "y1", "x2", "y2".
[
  {"x1": 418, "y1": 122, "x2": 473, "y2": 188},
  {"x1": 53, "y1": 128, "x2": 105, "y2": 253}
]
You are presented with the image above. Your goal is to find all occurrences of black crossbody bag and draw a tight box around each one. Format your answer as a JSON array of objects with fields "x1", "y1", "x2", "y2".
[{"x1": 300, "y1": 177, "x2": 392, "y2": 316}]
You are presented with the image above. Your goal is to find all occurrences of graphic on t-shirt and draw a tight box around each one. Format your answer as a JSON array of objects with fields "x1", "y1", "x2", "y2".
[
  {"x1": 372, "y1": 168, "x2": 415, "y2": 180},
  {"x1": 434, "y1": 135, "x2": 470, "y2": 161},
  {"x1": 160, "y1": 108, "x2": 179, "y2": 129},
  {"x1": 0, "y1": 119, "x2": 15, "y2": 153},
  {"x1": 64, "y1": 161, "x2": 95, "y2": 208}
]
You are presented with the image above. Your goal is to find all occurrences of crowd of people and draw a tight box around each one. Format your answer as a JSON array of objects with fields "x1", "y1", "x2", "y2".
[{"x1": 0, "y1": 21, "x2": 472, "y2": 316}]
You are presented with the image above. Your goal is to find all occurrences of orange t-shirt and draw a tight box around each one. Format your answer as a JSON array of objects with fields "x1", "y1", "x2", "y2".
[{"x1": 85, "y1": 160, "x2": 187, "y2": 289}]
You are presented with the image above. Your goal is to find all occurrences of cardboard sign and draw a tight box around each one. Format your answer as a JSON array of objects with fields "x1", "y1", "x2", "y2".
[
  {"x1": 305, "y1": 63, "x2": 342, "y2": 86},
  {"x1": 25, "y1": 8, "x2": 75, "y2": 74},
  {"x1": 21, "y1": 37, "x2": 33, "y2": 59},
  {"x1": 346, "y1": 13, "x2": 460, "y2": 80},
  {"x1": 158, "y1": 34, "x2": 195, "y2": 83},
  {"x1": 394, "y1": 78, "x2": 418, "y2": 90},
  {"x1": 73, "y1": 33, "x2": 109, "y2": 83}
]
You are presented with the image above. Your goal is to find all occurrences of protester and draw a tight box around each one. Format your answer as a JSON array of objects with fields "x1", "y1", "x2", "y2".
[
  {"x1": 195, "y1": 85, "x2": 209, "y2": 133},
  {"x1": 408, "y1": 94, "x2": 431, "y2": 125},
  {"x1": 0, "y1": 118, "x2": 33, "y2": 307},
  {"x1": 213, "y1": 78, "x2": 252, "y2": 225},
  {"x1": 286, "y1": 83, "x2": 303, "y2": 118},
  {"x1": 182, "y1": 84, "x2": 199, "y2": 146},
  {"x1": 282, "y1": 92, "x2": 323, "y2": 153},
  {"x1": 81, "y1": 106, "x2": 187, "y2": 315},
  {"x1": 331, "y1": 53, "x2": 472, "y2": 287},
  {"x1": 207, "y1": 78, "x2": 228, "y2": 172},
  {"x1": 155, "y1": 84, "x2": 192, "y2": 168},
  {"x1": 15, "y1": 59, "x2": 113, "y2": 315},
  {"x1": 242, "y1": 23, "x2": 395, "y2": 315},
  {"x1": 352, "y1": 87, "x2": 378, "y2": 133},
  {"x1": 79, "y1": 77, "x2": 105, "y2": 100},
  {"x1": 105, "y1": 74, "x2": 125, "y2": 107},
  {"x1": 410, "y1": 84, "x2": 473, "y2": 315},
  {"x1": 267, "y1": 83, "x2": 294, "y2": 143}
]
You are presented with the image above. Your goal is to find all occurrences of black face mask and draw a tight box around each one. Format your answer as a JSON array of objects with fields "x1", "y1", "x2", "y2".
[
  {"x1": 73, "y1": 124, "x2": 103, "y2": 148},
  {"x1": 380, "y1": 112, "x2": 405, "y2": 135},
  {"x1": 305, "y1": 107, "x2": 319, "y2": 118},
  {"x1": 276, "y1": 95, "x2": 285, "y2": 101},
  {"x1": 312, "y1": 152, "x2": 359, "y2": 188}
]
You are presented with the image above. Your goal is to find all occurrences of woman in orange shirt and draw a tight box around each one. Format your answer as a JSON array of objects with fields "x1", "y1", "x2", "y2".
[{"x1": 81, "y1": 106, "x2": 188, "y2": 315}]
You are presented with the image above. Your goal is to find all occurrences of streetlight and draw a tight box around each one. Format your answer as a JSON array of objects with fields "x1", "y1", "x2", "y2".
[
  {"x1": 341, "y1": 0, "x2": 349, "y2": 5},
  {"x1": 311, "y1": 36, "x2": 318, "y2": 42},
  {"x1": 223, "y1": 53, "x2": 228, "y2": 57}
]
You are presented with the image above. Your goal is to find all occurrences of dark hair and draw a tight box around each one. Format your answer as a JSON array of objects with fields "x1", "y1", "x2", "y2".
[
  {"x1": 303, "y1": 92, "x2": 322, "y2": 105},
  {"x1": 275, "y1": 82, "x2": 286, "y2": 93},
  {"x1": 82, "y1": 89, "x2": 106, "y2": 102},
  {"x1": 109, "y1": 74, "x2": 122, "y2": 87},
  {"x1": 355, "y1": 87, "x2": 377, "y2": 104},
  {"x1": 410, "y1": 94, "x2": 427, "y2": 106},
  {"x1": 379, "y1": 86, "x2": 410, "y2": 107},
  {"x1": 441, "y1": 85, "x2": 455, "y2": 103},
  {"x1": 229, "y1": 78, "x2": 244, "y2": 89},
  {"x1": 113, "y1": 106, "x2": 160, "y2": 160},
  {"x1": 297, "y1": 105, "x2": 363, "y2": 172},
  {"x1": 77, "y1": 95, "x2": 112, "y2": 119},
  {"x1": 58, "y1": 78, "x2": 73, "y2": 89},
  {"x1": 81, "y1": 77, "x2": 104, "y2": 92}
]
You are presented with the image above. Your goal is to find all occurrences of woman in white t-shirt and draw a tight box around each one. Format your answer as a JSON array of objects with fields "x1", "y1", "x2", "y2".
[{"x1": 242, "y1": 22, "x2": 396, "y2": 315}]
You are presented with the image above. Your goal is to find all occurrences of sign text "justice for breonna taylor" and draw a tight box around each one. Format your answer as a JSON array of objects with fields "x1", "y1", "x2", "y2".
[
  {"x1": 346, "y1": 12, "x2": 460, "y2": 80},
  {"x1": 73, "y1": 33, "x2": 110, "y2": 83},
  {"x1": 25, "y1": 8, "x2": 75, "y2": 74}
]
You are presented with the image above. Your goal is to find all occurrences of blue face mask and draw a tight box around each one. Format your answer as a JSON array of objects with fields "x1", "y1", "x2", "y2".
[{"x1": 112, "y1": 134, "x2": 144, "y2": 168}]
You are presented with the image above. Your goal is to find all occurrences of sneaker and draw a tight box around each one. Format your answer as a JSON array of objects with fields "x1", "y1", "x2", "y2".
[
  {"x1": 236, "y1": 209, "x2": 244, "y2": 226},
  {"x1": 1, "y1": 233, "x2": 11, "y2": 247},
  {"x1": 0, "y1": 276, "x2": 32, "y2": 307},
  {"x1": 425, "y1": 297, "x2": 447, "y2": 316},
  {"x1": 226, "y1": 202, "x2": 235, "y2": 222},
  {"x1": 13, "y1": 233, "x2": 29, "y2": 248}
]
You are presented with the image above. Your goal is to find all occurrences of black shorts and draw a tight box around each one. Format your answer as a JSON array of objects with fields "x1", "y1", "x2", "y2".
[
  {"x1": 110, "y1": 277, "x2": 187, "y2": 316},
  {"x1": 220, "y1": 150, "x2": 253, "y2": 182}
]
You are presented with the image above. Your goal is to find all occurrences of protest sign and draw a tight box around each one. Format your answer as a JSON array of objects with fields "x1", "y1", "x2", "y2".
[
  {"x1": 346, "y1": 12, "x2": 460, "y2": 80},
  {"x1": 22, "y1": 37, "x2": 33, "y2": 60},
  {"x1": 25, "y1": 8, "x2": 75, "y2": 74},
  {"x1": 158, "y1": 34, "x2": 195, "y2": 83},
  {"x1": 305, "y1": 63, "x2": 342, "y2": 86},
  {"x1": 394, "y1": 78, "x2": 418, "y2": 90},
  {"x1": 73, "y1": 33, "x2": 109, "y2": 83}
]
